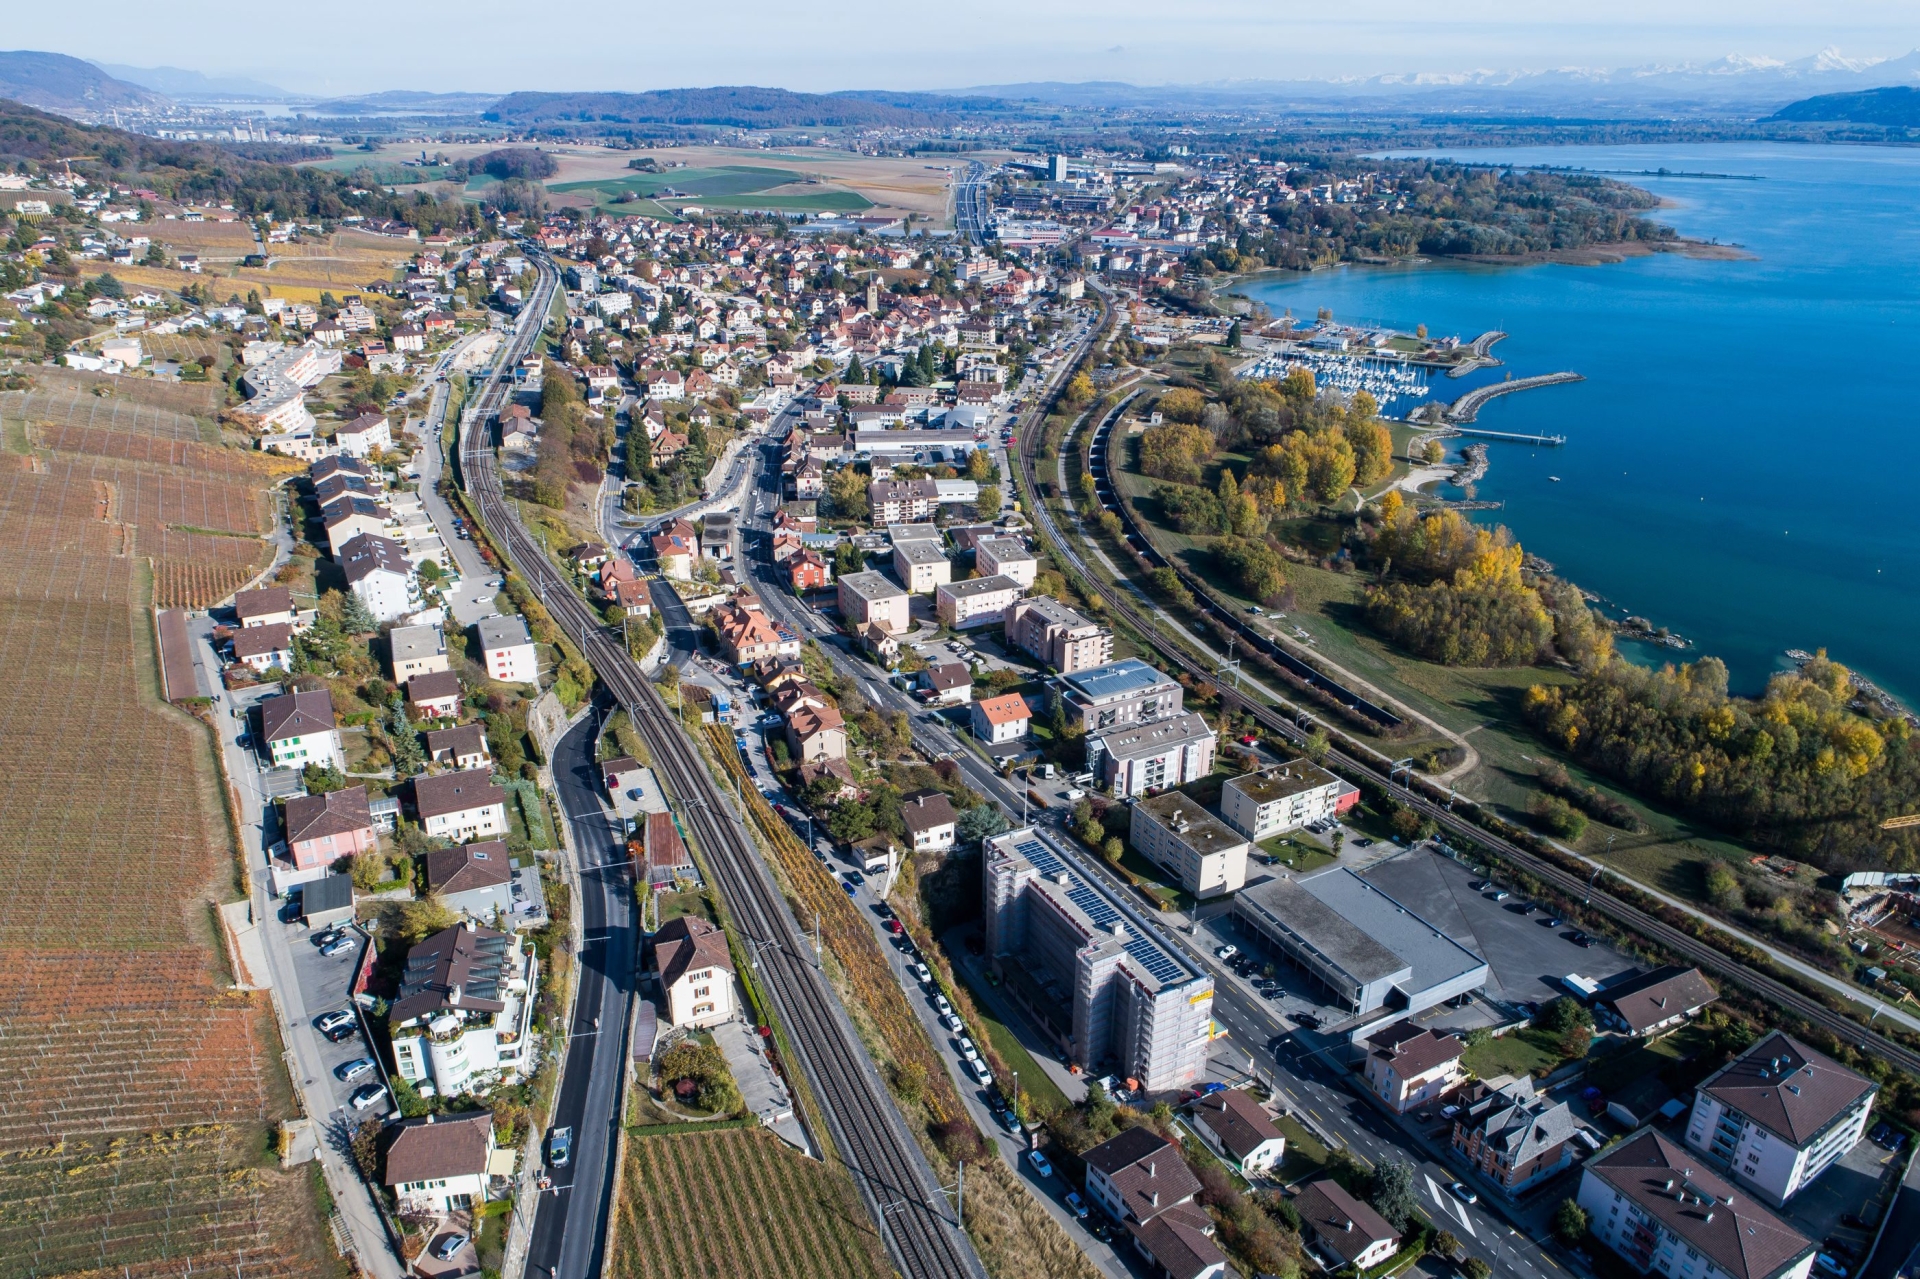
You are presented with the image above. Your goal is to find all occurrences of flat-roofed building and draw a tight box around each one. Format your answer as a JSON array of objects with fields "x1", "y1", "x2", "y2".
[
  {"x1": 1220, "y1": 760, "x2": 1343, "y2": 840},
  {"x1": 388, "y1": 623, "x2": 448, "y2": 681},
  {"x1": 983, "y1": 826, "x2": 1213, "y2": 1092},
  {"x1": 476, "y1": 614, "x2": 538, "y2": 685},
  {"x1": 1056, "y1": 658, "x2": 1182, "y2": 733},
  {"x1": 1088, "y1": 711, "x2": 1215, "y2": 798},
  {"x1": 1005, "y1": 596, "x2": 1112, "y2": 674},
  {"x1": 892, "y1": 538, "x2": 951, "y2": 593},
  {"x1": 837, "y1": 570, "x2": 911, "y2": 634},
  {"x1": 1683, "y1": 1031, "x2": 1875, "y2": 1206},
  {"x1": 1129, "y1": 791, "x2": 1249, "y2": 899},
  {"x1": 974, "y1": 536, "x2": 1037, "y2": 588},
  {"x1": 1232, "y1": 867, "x2": 1489, "y2": 1016},
  {"x1": 1579, "y1": 1129, "x2": 1816, "y2": 1279},
  {"x1": 936, "y1": 574, "x2": 1023, "y2": 630}
]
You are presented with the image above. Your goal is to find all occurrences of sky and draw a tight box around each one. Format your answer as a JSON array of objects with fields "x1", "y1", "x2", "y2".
[{"x1": 16, "y1": 1, "x2": 1920, "y2": 96}]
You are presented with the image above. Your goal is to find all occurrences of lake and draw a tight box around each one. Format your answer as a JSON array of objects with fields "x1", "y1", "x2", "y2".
[{"x1": 1238, "y1": 142, "x2": 1920, "y2": 708}]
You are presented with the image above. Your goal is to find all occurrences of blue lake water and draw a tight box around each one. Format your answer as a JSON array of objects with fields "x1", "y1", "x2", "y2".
[{"x1": 1238, "y1": 142, "x2": 1920, "y2": 707}]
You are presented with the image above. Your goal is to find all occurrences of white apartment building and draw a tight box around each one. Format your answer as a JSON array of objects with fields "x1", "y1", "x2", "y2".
[
  {"x1": 389, "y1": 922, "x2": 536, "y2": 1097},
  {"x1": 1128, "y1": 791, "x2": 1249, "y2": 899},
  {"x1": 477, "y1": 614, "x2": 538, "y2": 685},
  {"x1": 892, "y1": 539, "x2": 951, "y2": 593},
  {"x1": 1220, "y1": 760, "x2": 1343, "y2": 840},
  {"x1": 1088, "y1": 711, "x2": 1215, "y2": 798},
  {"x1": 1683, "y1": 1032, "x2": 1876, "y2": 1205},
  {"x1": 388, "y1": 623, "x2": 449, "y2": 681},
  {"x1": 935, "y1": 574, "x2": 1024, "y2": 630},
  {"x1": 974, "y1": 536, "x2": 1037, "y2": 588},
  {"x1": 341, "y1": 532, "x2": 418, "y2": 623}
]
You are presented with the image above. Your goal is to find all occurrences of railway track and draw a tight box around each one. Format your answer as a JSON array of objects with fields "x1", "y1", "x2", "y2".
[
  {"x1": 1018, "y1": 288, "x2": 1920, "y2": 1080},
  {"x1": 460, "y1": 252, "x2": 984, "y2": 1279}
]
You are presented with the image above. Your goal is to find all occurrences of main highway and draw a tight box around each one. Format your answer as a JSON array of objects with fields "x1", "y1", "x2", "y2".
[{"x1": 459, "y1": 250, "x2": 986, "y2": 1279}]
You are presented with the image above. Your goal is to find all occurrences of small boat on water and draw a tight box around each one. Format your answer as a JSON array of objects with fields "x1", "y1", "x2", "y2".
[{"x1": 1548, "y1": 476, "x2": 1561, "y2": 482}]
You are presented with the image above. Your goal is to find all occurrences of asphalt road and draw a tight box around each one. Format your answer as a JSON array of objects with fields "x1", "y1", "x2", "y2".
[{"x1": 525, "y1": 708, "x2": 637, "y2": 1279}]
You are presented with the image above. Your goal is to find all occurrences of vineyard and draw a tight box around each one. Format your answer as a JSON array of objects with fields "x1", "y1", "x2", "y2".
[
  {"x1": 609, "y1": 1127, "x2": 888, "y2": 1279},
  {"x1": 0, "y1": 370, "x2": 328, "y2": 1276},
  {"x1": 704, "y1": 725, "x2": 964, "y2": 1128}
]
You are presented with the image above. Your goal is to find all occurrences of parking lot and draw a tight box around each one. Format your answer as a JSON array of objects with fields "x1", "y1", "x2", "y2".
[
  {"x1": 282, "y1": 918, "x2": 394, "y2": 1121},
  {"x1": 1358, "y1": 847, "x2": 1639, "y2": 1007}
]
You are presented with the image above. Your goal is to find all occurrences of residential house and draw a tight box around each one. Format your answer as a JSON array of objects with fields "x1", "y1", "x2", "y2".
[
  {"x1": 234, "y1": 585, "x2": 297, "y2": 628},
  {"x1": 1220, "y1": 760, "x2": 1344, "y2": 841},
  {"x1": 936, "y1": 574, "x2": 1024, "y2": 631},
  {"x1": 786, "y1": 705, "x2": 848, "y2": 765},
  {"x1": 1578, "y1": 1129, "x2": 1815, "y2": 1279},
  {"x1": 789, "y1": 547, "x2": 832, "y2": 592},
  {"x1": 477, "y1": 615, "x2": 538, "y2": 685},
  {"x1": 1081, "y1": 1128, "x2": 1228, "y2": 1279},
  {"x1": 340, "y1": 532, "x2": 417, "y2": 623},
  {"x1": 423, "y1": 840, "x2": 514, "y2": 922},
  {"x1": 921, "y1": 659, "x2": 973, "y2": 705},
  {"x1": 1088, "y1": 712, "x2": 1216, "y2": 798},
  {"x1": 701, "y1": 512, "x2": 736, "y2": 562},
  {"x1": 970, "y1": 692, "x2": 1031, "y2": 745},
  {"x1": 901, "y1": 790, "x2": 958, "y2": 853},
  {"x1": 1598, "y1": 966, "x2": 1719, "y2": 1038},
  {"x1": 424, "y1": 722, "x2": 490, "y2": 771},
  {"x1": 1005, "y1": 596, "x2": 1111, "y2": 674},
  {"x1": 974, "y1": 536, "x2": 1037, "y2": 588},
  {"x1": 1295, "y1": 1180, "x2": 1400, "y2": 1272},
  {"x1": 650, "y1": 519, "x2": 699, "y2": 579},
  {"x1": 389, "y1": 922, "x2": 535, "y2": 1097},
  {"x1": 384, "y1": 1112, "x2": 504, "y2": 1216},
  {"x1": 837, "y1": 571, "x2": 910, "y2": 634},
  {"x1": 1452, "y1": 1075, "x2": 1582, "y2": 1197},
  {"x1": 654, "y1": 915, "x2": 735, "y2": 1028},
  {"x1": 334, "y1": 412, "x2": 391, "y2": 458},
  {"x1": 320, "y1": 493, "x2": 391, "y2": 556},
  {"x1": 711, "y1": 594, "x2": 800, "y2": 667},
  {"x1": 568, "y1": 542, "x2": 611, "y2": 573},
  {"x1": 1682, "y1": 1031, "x2": 1876, "y2": 1205},
  {"x1": 1128, "y1": 791, "x2": 1249, "y2": 899},
  {"x1": 407, "y1": 671, "x2": 463, "y2": 720},
  {"x1": 283, "y1": 785, "x2": 376, "y2": 871},
  {"x1": 413, "y1": 769, "x2": 509, "y2": 842},
  {"x1": 259, "y1": 688, "x2": 344, "y2": 770},
  {"x1": 1189, "y1": 1088, "x2": 1286, "y2": 1175},
  {"x1": 231, "y1": 622, "x2": 294, "y2": 673},
  {"x1": 1363, "y1": 1020, "x2": 1468, "y2": 1113},
  {"x1": 388, "y1": 623, "x2": 448, "y2": 681}
]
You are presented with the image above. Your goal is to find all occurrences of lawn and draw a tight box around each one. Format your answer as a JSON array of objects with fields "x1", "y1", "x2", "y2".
[
  {"x1": 1582, "y1": 1022, "x2": 1719, "y2": 1094},
  {"x1": 1258, "y1": 835, "x2": 1335, "y2": 875},
  {"x1": 1462, "y1": 1028, "x2": 1567, "y2": 1080},
  {"x1": 948, "y1": 964, "x2": 1070, "y2": 1115},
  {"x1": 1273, "y1": 1112, "x2": 1332, "y2": 1184}
]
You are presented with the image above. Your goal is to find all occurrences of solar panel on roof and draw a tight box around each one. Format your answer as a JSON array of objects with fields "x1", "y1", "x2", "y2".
[{"x1": 1012, "y1": 834, "x2": 1187, "y2": 984}]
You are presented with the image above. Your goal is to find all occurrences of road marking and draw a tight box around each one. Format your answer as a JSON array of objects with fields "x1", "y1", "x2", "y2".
[{"x1": 1425, "y1": 1175, "x2": 1476, "y2": 1237}]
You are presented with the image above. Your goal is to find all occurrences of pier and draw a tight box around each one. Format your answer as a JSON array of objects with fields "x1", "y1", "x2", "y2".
[
  {"x1": 1445, "y1": 371, "x2": 1583, "y2": 423},
  {"x1": 1446, "y1": 329, "x2": 1508, "y2": 378},
  {"x1": 1451, "y1": 426, "x2": 1567, "y2": 446}
]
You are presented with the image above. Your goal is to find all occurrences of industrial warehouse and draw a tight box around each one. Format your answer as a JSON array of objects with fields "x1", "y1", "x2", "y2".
[{"x1": 1233, "y1": 867, "x2": 1489, "y2": 1021}]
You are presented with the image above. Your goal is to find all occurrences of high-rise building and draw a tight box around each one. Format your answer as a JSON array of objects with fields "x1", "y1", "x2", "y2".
[{"x1": 983, "y1": 827, "x2": 1213, "y2": 1092}]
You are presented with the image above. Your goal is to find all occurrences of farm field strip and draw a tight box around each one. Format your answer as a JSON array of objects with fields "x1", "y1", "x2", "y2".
[
  {"x1": 33, "y1": 422, "x2": 284, "y2": 476},
  {"x1": 611, "y1": 1128, "x2": 887, "y2": 1279},
  {"x1": 30, "y1": 367, "x2": 225, "y2": 418},
  {"x1": 1, "y1": 387, "x2": 205, "y2": 441}
]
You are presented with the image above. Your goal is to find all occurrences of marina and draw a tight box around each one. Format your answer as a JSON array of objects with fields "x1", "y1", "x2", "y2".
[{"x1": 1234, "y1": 346, "x2": 1434, "y2": 413}]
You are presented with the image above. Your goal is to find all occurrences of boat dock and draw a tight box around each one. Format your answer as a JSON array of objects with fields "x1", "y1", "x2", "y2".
[
  {"x1": 1452, "y1": 426, "x2": 1567, "y2": 446},
  {"x1": 1445, "y1": 371, "x2": 1583, "y2": 423}
]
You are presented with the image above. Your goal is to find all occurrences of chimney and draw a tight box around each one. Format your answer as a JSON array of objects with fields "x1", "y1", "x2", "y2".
[
  {"x1": 449, "y1": 984, "x2": 463, "y2": 1006},
  {"x1": 1149, "y1": 1190, "x2": 1160, "y2": 1207},
  {"x1": 1344, "y1": 1219, "x2": 1354, "y2": 1232}
]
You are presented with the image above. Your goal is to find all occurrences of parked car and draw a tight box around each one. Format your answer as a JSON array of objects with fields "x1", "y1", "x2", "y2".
[
  {"x1": 943, "y1": 1012, "x2": 964, "y2": 1034},
  {"x1": 322, "y1": 1022, "x2": 358, "y2": 1044},
  {"x1": 958, "y1": 1037, "x2": 980, "y2": 1062},
  {"x1": 349, "y1": 1083, "x2": 388, "y2": 1111},
  {"x1": 335, "y1": 1058, "x2": 377, "y2": 1082},
  {"x1": 1027, "y1": 1150, "x2": 1054, "y2": 1180},
  {"x1": 315, "y1": 1010, "x2": 354, "y2": 1034},
  {"x1": 968, "y1": 1059, "x2": 993, "y2": 1086},
  {"x1": 1449, "y1": 1181, "x2": 1479, "y2": 1205},
  {"x1": 840, "y1": 879, "x2": 857, "y2": 896},
  {"x1": 886, "y1": 919, "x2": 904, "y2": 936},
  {"x1": 1065, "y1": 1191, "x2": 1090, "y2": 1220},
  {"x1": 433, "y1": 1234, "x2": 469, "y2": 1262},
  {"x1": 934, "y1": 994, "x2": 952, "y2": 1015},
  {"x1": 319, "y1": 935, "x2": 355, "y2": 957},
  {"x1": 1215, "y1": 944, "x2": 1238, "y2": 960},
  {"x1": 549, "y1": 1127, "x2": 573, "y2": 1167},
  {"x1": 1815, "y1": 1256, "x2": 1849, "y2": 1279},
  {"x1": 312, "y1": 928, "x2": 344, "y2": 948},
  {"x1": 914, "y1": 963, "x2": 933, "y2": 984}
]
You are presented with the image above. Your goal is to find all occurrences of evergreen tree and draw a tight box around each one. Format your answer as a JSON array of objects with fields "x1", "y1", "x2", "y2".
[
  {"x1": 846, "y1": 354, "x2": 865, "y2": 384},
  {"x1": 340, "y1": 591, "x2": 377, "y2": 635}
]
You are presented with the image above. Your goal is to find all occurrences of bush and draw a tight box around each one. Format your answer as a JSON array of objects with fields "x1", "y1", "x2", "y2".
[
  {"x1": 1553, "y1": 1199, "x2": 1591, "y2": 1246},
  {"x1": 1529, "y1": 793, "x2": 1590, "y2": 840}
]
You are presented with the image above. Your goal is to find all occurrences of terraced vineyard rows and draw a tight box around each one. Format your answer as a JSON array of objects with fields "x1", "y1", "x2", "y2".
[
  {"x1": 0, "y1": 381, "x2": 327, "y2": 1277},
  {"x1": 704, "y1": 726, "x2": 963, "y2": 1127},
  {"x1": 610, "y1": 1127, "x2": 888, "y2": 1279},
  {"x1": 1, "y1": 386, "x2": 212, "y2": 439}
]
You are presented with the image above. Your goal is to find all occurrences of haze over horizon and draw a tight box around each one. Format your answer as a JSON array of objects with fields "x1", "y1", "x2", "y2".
[{"x1": 13, "y1": 0, "x2": 1920, "y2": 98}]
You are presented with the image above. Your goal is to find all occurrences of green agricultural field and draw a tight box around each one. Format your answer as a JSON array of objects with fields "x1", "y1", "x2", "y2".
[{"x1": 545, "y1": 165, "x2": 872, "y2": 215}]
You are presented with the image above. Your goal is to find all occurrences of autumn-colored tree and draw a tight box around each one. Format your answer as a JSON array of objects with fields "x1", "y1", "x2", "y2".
[{"x1": 1155, "y1": 387, "x2": 1206, "y2": 423}]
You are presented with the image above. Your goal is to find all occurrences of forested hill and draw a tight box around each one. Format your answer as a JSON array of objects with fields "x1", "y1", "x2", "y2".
[
  {"x1": 482, "y1": 86, "x2": 937, "y2": 129},
  {"x1": 0, "y1": 100, "x2": 480, "y2": 230},
  {"x1": 1767, "y1": 85, "x2": 1920, "y2": 126},
  {"x1": 0, "y1": 50, "x2": 163, "y2": 111}
]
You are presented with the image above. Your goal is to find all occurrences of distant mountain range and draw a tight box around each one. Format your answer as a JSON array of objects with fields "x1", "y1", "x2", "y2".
[
  {"x1": 958, "y1": 47, "x2": 1920, "y2": 113},
  {"x1": 309, "y1": 90, "x2": 501, "y2": 117},
  {"x1": 93, "y1": 63, "x2": 288, "y2": 99},
  {"x1": 0, "y1": 51, "x2": 161, "y2": 111},
  {"x1": 482, "y1": 87, "x2": 934, "y2": 129},
  {"x1": 1768, "y1": 85, "x2": 1920, "y2": 126}
]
